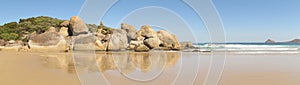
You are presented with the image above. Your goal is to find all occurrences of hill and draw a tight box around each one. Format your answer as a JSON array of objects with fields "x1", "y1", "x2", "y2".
[{"x1": 0, "y1": 16, "x2": 64, "y2": 41}]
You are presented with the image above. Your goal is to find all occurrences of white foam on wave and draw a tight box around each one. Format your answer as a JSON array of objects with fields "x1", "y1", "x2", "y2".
[
  {"x1": 194, "y1": 43, "x2": 300, "y2": 53},
  {"x1": 234, "y1": 51, "x2": 299, "y2": 54}
]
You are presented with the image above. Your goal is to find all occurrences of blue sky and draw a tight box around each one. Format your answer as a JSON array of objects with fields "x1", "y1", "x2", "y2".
[{"x1": 1, "y1": 0, "x2": 299, "y2": 42}]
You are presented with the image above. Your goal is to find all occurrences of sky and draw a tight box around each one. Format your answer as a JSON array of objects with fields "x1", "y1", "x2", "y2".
[{"x1": 1, "y1": 0, "x2": 299, "y2": 42}]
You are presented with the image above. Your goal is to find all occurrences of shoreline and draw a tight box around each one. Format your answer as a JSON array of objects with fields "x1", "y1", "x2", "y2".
[
  {"x1": 0, "y1": 50, "x2": 299, "y2": 56},
  {"x1": 1, "y1": 47, "x2": 300, "y2": 85}
]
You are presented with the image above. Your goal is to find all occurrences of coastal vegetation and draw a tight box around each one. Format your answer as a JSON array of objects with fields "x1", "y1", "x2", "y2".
[{"x1": 0, "y1": 16, "x2": 64, "y2": 41}]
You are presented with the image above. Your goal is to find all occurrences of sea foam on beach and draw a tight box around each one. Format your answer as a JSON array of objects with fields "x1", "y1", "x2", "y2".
[{"x1": 195, "y1": 43, "x2": 300, "y2": 54}]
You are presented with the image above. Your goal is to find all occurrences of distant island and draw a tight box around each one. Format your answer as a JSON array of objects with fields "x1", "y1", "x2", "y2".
[
  {"x1": 0, "y1": 16, "x2": 195, "y2": 52},
  {"x1": 265, "y1": 39, "x2": 300, "y2": 43}
]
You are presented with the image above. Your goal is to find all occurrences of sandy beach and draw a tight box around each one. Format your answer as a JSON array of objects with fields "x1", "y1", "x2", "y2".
[{"x1": 1, "y1": 51, "x2": 300, "y2": 85}]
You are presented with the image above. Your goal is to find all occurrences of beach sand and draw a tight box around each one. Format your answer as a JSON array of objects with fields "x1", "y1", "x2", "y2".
[{"x1": 0, "y1": 51, "x2": 300, "y2": 85}]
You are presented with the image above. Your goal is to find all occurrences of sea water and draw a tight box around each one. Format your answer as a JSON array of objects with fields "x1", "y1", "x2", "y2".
[{"x1": 194, "y1": 43, "x2": 300, "y2": 54}]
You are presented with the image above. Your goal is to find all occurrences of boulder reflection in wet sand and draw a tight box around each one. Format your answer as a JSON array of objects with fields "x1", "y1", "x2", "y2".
[
  {"x1": 111, "y1": 52, "x2": 136, "y2": 74},
  {"x1": 112, "y1": 52, "x2": 180, "y2": 74},
  {"x1": 40, "y1": 54, "x2": 76, "y2": 73},
  {"x1": 130, "y1": 52, "x2": 151, "y2": 72},
  {"x1": 39, "y1": 52, "x2": 180, "y2": 75},
  {"x1": 73, "y1": 52, "x2": 100, "y2": 72},
  {"x1": 96, "y1": 53, "x2": 117, "y2": 72},
  {"x1": 165, "y1": 52, "x2": 180, "y2": 68}
]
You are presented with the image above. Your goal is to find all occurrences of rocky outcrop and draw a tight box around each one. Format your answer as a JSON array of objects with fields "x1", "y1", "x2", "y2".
[
  {"x1": 287, "y1": 39, "x2": 300, "y2": 43},
  {"x1": 59, "y1": 20, "x2": 70, "y2": 37},
  {"x1": 47, "y1": 27, "x2": 57, "y2": 32},
  {"x1": 59, "y1": 27, "x2": 69, "y2": 37},
  {"x1": 137, "y1": 25, "x2": 156, "y2": 38},
  {"x1": 180, "y1": 42, "x2": 194, "y2": 49},
  {"x1": 123, "y1": 25, "x2": 182, "y2": 51},
  {"x1": 69, "y1": 16, "x2": 89, "y2": 36},
  {"x1": 95, "y1": 39, "x2": 108, "y2": 51},
  {"x1": 264, "y1": 39, "x2": 300, "y2": 43},
  {"x1": 72, "y1": 34, "x2": 102, "y2": 51},
  {"x1": 0, "y1": 40, "x2": 5, "y2": 46},
  {"x1": 144, "y1": 37, "x2": 161, "y2": 49},
  {"x1": 157, "y1": 30, "x2": 181, "y2": 50},
  {"x1": 94, "y1": 29, "x2": 109, "y2": 51},
  {"x1": 23, "y1": 16, "x2": 182, "y2": 52},
  {"x1": 28, "y1": 27, "x2": 67, "y2": 52},
  {"x1": 0, "y1": 40, "x2": 25, "y2": 51},
  {"x1": 265, "y1": 39, "x2": 275, "y2": 43},
  {"x1": 107, "y1": 29, "x2": 128, "y2": 51},
  {"x1": 134, "y1": 45, "x2": 150, "y2": 52},
  {"x1": 121, "y1": 23, "x2": 137, "y2": 42},
  {"x1": 60, "y1": 20, "x2": 69, "y2": 27}
]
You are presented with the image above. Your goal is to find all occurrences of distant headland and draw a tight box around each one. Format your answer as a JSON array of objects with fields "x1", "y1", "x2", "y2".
[{"x1": 265, "y1": 39, "x2": 300, "y2": 43}]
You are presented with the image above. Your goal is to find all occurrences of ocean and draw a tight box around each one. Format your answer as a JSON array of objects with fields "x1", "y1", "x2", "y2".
[{"x1": 194, "y1": 43, "x2": 300, "y2": 54}]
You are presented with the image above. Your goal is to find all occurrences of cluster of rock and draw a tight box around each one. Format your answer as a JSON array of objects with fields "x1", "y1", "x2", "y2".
[
  {"x1": 0, "y1": 40, "x2": 27, "y2": 51},
  {"x1": 26, "y1": 16, "x2": 181, "y2": 52},
  {"x1": 123, "y1": 24, "x2": 181, "y2": 52},
  {"x1": 28, "y1": 27, "x2": 67, "y2": 52}
]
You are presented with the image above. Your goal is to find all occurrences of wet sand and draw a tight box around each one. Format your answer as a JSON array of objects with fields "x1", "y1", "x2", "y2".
[
  {"x1": 219, "y1": 54, "x2": 300, "y2": 85},
  {"x1": 1, "y1": 51, "x2": 300, "y2": 85},
  {"x1": 0, "y1": 52, "x2": 80, "y2": 85}
]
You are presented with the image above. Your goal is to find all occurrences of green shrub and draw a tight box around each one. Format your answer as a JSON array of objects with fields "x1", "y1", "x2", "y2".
[
  {"x1": 0, "y1": 16, "x2": 64, "y2": 41},
  {"x1": 0, "y1": 33, "x2": 19, "y2": 41}
]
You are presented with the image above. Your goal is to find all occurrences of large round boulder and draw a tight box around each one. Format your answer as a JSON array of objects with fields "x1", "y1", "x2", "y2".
[
  {"x1": 28, "y1": 31, "x2": 67, "y2": 52},
  {"x1": 157, "y1": 30, "x2": 181, "y2": 50},
  {"x1": 144, "y1": 37, "x2": 161, "y2": 49},
  {"x1": 69, "y1": 16, "x2": 89, "y2": 36},
  {"x1": 72, "y1": 34, "x2": 102, "y2": 51},
  {"x1": 137, "y1": 25, "x2": 156, "y2": 38},
  {"x1": 107, "y1": 29, "x2": 128, "y2": 51},
  {"x1": 29, "y1": 33, "x2": 63, "y2": 46},
  {"x1": 121, "y1": 23, "x2": 137, "y2": 42}
]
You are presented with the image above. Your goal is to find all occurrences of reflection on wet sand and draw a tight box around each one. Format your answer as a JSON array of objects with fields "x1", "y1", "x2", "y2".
[
  {"x1": 40, "y1": 52, "x2": 180, "y2": 74},
  {"x1": 3, "y1": 52, "x2": 300, "y2": 85},
  {"x1": 40, "y1": 54, "x2": 75, "y2": 73}
]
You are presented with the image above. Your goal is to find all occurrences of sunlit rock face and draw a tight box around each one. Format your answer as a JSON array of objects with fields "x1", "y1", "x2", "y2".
[
  {"x1": 28, "y1": 27, "x2": 68, "y2": 52},
  {"x1": 59, "y1": 27, "x2": 69, "y2": 37},
  {"x1": 39, "y1": 52, "x2": 180, "y2": 74},
  {"x1": 2, "y1": 16, "x2": 182, "y2": 52},
  {"x1": 157, "y1": 30, "x2": 181, "y2": 50},
  {"x1": 121, "y1": 23, "x2": 137, "y2": 43},
  {"x1": 72, "y1": 34, "x2": 97, "y2": 51},
  {"x1": 69, "y1": 16, "x2": 89, "y2": 36},
  {"x1": 107, "y1": 29, "x2": 128, "y2": 51}
]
